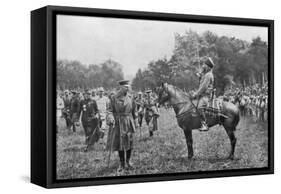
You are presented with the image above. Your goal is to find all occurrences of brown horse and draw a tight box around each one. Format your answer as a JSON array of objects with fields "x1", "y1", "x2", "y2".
[{"x1": 157, "y1": 83, "x2": 240, "y2": 160}]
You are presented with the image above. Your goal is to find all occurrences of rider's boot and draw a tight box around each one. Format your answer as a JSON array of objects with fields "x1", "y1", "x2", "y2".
[{"x1": 199, "y1": 121, "x2": 209, "y2": 132}]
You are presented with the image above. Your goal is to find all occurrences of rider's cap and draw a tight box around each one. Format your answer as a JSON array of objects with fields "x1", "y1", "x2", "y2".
[
  {"x1": 145, "y1": 90, "x2": 152, "y2": 93},
  {"x1": 138, "y1": 91, "x2": 142, "y2": 95},
  {"x1": 204, "y1": 57, "x2": 215, "y2": 68}
]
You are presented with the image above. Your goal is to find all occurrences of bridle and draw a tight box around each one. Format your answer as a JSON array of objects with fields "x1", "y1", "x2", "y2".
[{"x1": 159, "y1": 84, "x2": 200, "y2": 118}]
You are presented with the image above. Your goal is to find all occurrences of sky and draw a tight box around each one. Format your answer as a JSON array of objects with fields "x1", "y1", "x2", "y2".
[{"x1": 57, "y1": 15, "x2": 268, "y2": 79}]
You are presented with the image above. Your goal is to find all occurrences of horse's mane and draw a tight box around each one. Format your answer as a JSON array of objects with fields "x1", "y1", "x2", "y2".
[{"x1": 167, "y1": 84, "x2": 190, "y2": 99}]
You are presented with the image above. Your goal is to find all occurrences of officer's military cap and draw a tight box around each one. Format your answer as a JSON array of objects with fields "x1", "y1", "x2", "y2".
[
  {"x1": 145, "y1": 90, "x2": 152, "y2": 93},
  {"x1": 204, "y1": 57, "x2": 215, "y2": 68},
  {"x1": 118, "y1": 80, "x2": 130, "y2": 86}
]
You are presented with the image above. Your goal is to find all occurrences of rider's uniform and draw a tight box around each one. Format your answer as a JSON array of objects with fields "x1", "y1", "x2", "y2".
[
  {"x1": 193, "y1": 57, "x2": 215, "y2": 131},
  {"x1": 194, "y1": 70, "x2": 214, "y2": 108}
]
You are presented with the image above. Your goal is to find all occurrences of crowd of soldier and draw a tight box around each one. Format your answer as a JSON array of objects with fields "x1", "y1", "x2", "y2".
[{"x1": 222, "y1": 83, "x2": 268, "y2": 122}]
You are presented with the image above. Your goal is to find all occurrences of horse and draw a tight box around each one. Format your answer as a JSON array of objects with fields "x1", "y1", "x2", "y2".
[{"x1": 157, "y1": 83, "x2": 240, "y2": 160}]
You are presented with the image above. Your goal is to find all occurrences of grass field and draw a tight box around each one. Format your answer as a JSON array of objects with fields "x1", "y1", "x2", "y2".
[{"x1": 56, "y1": 108, "x2": 268, "y2": 179}]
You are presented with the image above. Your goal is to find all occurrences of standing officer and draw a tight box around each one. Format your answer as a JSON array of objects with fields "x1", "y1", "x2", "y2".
[
  {"x1": 79, "y1": 89, "x2": 100, "y2": 151},
  {"x1": 192, "y1": 57, "x2": 215, "y2": 131},
  {"x1": 106, "y1": 80, "x2": 137, "y2": 171},
  {"x1": 144, "y1": 90, "x2": 159, "y2": 137}
]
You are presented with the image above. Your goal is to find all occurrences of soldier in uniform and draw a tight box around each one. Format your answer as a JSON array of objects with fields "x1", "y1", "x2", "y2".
[
  {"x1": 135, "y1": 92, "x2": 145, "y2": 128},
  {"x1": 56, "y1": 92, "x2": 64, "y2": 131},
  {"x1": 95, "y1": 87, "x2": 110, "y2": 138},
  {"x1": 57, "y1": 92, "x2": 64, "y2": 119},
  {"x1": 70, "y1": 90, "x2": 80, "y2": 132},
  {"x1": 192, "y1": 57, "x2": 215, "y2": 131},
  {"x1": 144, "y1": 90, "x2": 159, "y2": 137},
  {"x1": 79, "y1": 89, "x2": 100, "y2": 151},
  {"x1": 106, "y1": 80, "x2": 137, "y2": 171},
  {"x1": 62, "y1": 90, "x2": 72, "y2": 130},
  {"x1": 91, "y1": 89, "x2": 97, "y2": 101}
]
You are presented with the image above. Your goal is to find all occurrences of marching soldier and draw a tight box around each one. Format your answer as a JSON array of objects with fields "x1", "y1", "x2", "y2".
[
  {"x1": 106, "y1": 80, "x2": 137, "y2": 171},
  {"x1": 79, "y1": 89, "x2": 100, "y2": 151},
  {"x1": 192, "y1": 57, "x2": 215, "y2": 131},
  {"x1": 144, "y1": 90, "x2": 159, "y2": 137}
]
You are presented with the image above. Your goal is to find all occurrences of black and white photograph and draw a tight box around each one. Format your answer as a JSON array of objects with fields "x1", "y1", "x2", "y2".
[{"x1": 56, "y1": 14, "x2": 270, "y2": 180}]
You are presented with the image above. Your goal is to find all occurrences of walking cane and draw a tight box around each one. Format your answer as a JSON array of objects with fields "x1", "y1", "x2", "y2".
[
  {"x1": 139, "y1": 124, "x2": 142, "y2": 140},
  {"x1": 107, "y1": 123, "x2": 115, "y2": 168}
]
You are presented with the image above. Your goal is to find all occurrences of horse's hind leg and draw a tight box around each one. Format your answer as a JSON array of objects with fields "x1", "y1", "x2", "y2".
[
  {"x1": 225, "y1": 127, "x2": 237, "y2": 160},
  {"x1": 183, "y1": 129, "x2": 193, "y2": 159}
]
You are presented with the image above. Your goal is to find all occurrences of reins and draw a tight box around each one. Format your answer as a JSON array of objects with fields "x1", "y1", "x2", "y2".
[{"x1": 166, "y1": 85, "x2": 200, "y2": 118}]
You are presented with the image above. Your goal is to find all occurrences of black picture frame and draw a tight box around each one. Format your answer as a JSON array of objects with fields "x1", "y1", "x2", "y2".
[{"x1": 31, "y1": 5, "x2": 274, "y2": 188}]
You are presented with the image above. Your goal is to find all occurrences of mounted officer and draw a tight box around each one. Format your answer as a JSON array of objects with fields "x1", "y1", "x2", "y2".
[{"x1": 192, "y1": 57, "x2": 215, "y2": 132}]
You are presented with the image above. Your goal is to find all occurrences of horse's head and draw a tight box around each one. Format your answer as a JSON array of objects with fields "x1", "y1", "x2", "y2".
[{"x1": 156, "y1": 83, "x2": 170, "y2": 106}]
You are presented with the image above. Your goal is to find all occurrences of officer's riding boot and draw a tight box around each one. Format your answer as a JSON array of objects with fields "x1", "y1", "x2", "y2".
[
  {"x1": 149, "y1": 130, "x2": 153, "y2": 137},
  {"x1": 118, "y1": 151, "x2": 125, "y2": 171},
  {"x1": 126, "y1": 149, "x2": 133, "y2": 169},
  {"x1": 199, "y1": 121, "x2": 209, "y2": 131},
  {"x1": 199, "y1": 112, "x2": 209, "y2": 132}
]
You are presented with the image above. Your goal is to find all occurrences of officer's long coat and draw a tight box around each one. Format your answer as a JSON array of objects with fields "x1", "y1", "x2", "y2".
[{"x1": 106, "y1": 91, "x2": 136, "y2": 152}]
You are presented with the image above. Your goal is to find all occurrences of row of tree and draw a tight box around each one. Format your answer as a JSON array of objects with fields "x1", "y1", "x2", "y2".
[
  {"x1": 57, "y1": 30, "x2": 268, "y2": 95},
  {"x1": 57, "y1": 59, "x2": 124, "y2": 90},
  {"x1": 132, "y1": 30, "x2": 268, "y2": 95}
]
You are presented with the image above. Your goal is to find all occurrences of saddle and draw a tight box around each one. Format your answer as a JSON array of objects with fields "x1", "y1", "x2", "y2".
[
  {"x1": 176, "y1": 97, "x2": 228, "y2": 120},
  {"x1": 198, "y1": 98, "x2": 228, "y2": 119}
]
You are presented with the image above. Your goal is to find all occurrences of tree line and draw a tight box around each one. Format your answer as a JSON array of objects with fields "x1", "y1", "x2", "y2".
[
  {"x1": 57, "y1": 59, "x2": 124, "y2": 90},
  {"x1": 57, "y1": 30, "x2": 268, "y2": 95},
  {"x1": 132, "y1": 30, "x2": 268, "y2": 95}
]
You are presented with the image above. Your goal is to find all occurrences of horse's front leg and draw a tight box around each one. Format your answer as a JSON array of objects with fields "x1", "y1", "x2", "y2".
[{"x1": 183, "y1": 129, "x2": 193, "y2": 159}]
